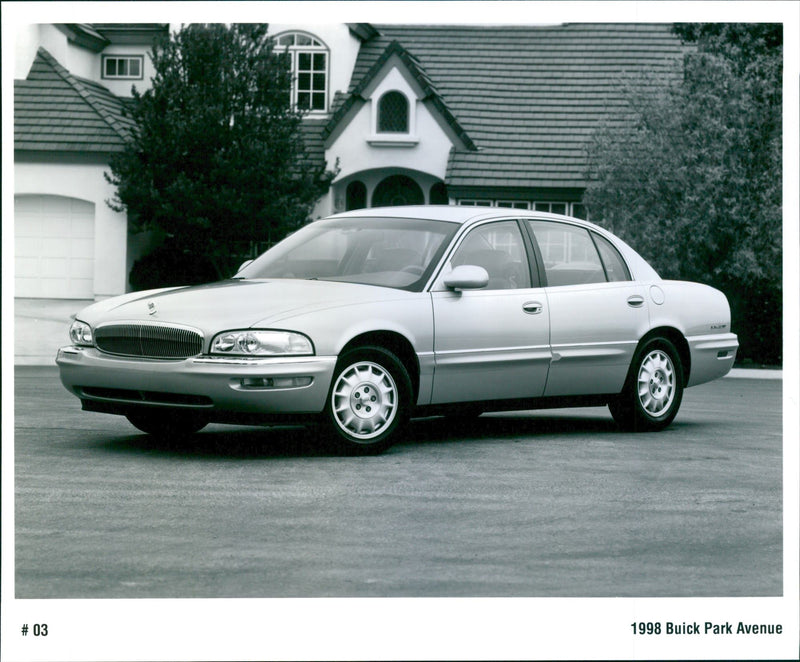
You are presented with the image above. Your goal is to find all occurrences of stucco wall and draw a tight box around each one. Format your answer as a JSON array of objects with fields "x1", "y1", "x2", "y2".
[{"x1": 14, "y1": 24, "x2": 44, "y2": 78}]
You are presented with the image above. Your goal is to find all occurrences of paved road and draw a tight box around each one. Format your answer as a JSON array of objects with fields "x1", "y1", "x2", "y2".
[{"x1": 13, "y1": 367, "x2": 782, "y2": 598}]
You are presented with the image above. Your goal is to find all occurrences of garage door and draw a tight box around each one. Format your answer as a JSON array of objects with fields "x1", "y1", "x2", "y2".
[{"x1": 15, "y1": 195, "x2": 95, "y2": 299}]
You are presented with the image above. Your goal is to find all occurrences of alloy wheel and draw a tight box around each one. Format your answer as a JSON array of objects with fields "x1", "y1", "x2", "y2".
[
  {"x1": 331, "y1": 360, "x2": 399, "y2": 441},
  {"x1": 636, "y1": 349, "x2": 676, "y2": 418}
]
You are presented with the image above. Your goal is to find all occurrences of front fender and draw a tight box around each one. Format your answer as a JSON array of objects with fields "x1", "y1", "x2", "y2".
[{"x1": 266, "y1": 295, "x2": 434, "y2": 358}]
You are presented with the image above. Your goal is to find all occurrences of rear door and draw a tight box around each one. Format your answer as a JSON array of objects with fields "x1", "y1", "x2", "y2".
[
  {"x1": 429, "y1": 219, "x2": 551, "y2": 404},
  {"x1": 526, "y1": 220, "x2": 650, "y2": 397}
]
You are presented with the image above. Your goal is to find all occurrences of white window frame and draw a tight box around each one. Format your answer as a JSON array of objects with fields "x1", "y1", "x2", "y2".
[
  {"x1": 534, "y1": 202, "x2": 568, "y2": 215},
  {"x1": 496, "y1": 201, "x2": 531, "y2": 209},
  {"x1": 455, "y1": 199, "x2": 588, "y2": 221},
  {"x1": 456, "y1": 199, "x2": 586, "y2": 218},
  {"x1": 102, "y1": 55, "x2": 144, "y2": 80},
  {"x1": 367, "y1": 72, "x2": 419, "y2": 147},
  {"x1": 274, "y1": 31, "x2": 329, "y2": 114}
]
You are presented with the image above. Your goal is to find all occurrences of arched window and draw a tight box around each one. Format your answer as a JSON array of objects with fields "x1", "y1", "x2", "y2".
[
  {"x1": 377, "y1": 91, "x2": 409, "y2": 133},
  {"x1": 274, "y1": 31, "x2": 329, "y2": 112},
  {"x1": 346, "y1": 181, "x2": 367, "y2": 210},
  {"x1": 372, "y1": 175, "x2": 424, "y2": 207},
  {"x1": 429, "y1": 182, "x2": 449, "y2": 205}
]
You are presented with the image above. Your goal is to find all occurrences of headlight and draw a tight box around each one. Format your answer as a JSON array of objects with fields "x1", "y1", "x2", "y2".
[
  {"x1": 69, "y1": 320, "x2": 94, "y2": 346},
  {"x1": 210, "y1": 330, "x2": 314, "y2": 356}
]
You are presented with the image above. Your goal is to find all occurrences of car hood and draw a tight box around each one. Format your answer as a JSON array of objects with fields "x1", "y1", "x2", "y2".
[{"x1": 78, "y1": 279, "x2": 411, "y2": 332}]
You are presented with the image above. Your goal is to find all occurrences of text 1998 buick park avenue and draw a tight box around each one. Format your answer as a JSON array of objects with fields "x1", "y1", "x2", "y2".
[{"x1": 57, "y1": 206, "x2": 738, "y2": 454}]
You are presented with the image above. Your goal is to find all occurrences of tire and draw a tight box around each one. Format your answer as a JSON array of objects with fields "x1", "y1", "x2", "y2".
[
  {"x1": 323, "y1": 346, "x2": 412, "y2": 455},
  {"x1": 609, "y1": 337, "x2": 684, "y2": 432},
  {"x1": 126, "y1": 408, "x2": 209, "y2": 438}
]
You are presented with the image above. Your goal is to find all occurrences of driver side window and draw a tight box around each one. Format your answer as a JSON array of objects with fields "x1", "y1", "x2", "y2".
[{"x1": 450, "y1": 221, "x2": 531, "y2": 290}]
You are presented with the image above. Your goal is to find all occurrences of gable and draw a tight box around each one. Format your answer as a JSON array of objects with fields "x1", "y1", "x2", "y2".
[
  {"x1": 15, "y1": 48, "x2": 136, "y2": 154},
  {"x1": 324, "y1": 40, "x2": 475, "y2": 152}
]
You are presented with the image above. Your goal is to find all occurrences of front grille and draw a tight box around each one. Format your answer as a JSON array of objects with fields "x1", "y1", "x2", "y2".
[{"x1": 94, "y1": 324, "x2": 203, "y2": 359}]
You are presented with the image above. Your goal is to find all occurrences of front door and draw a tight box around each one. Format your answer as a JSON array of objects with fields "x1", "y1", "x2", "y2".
[{"x1": 430, "y1": 220, "x2": 551, "y2": 404}]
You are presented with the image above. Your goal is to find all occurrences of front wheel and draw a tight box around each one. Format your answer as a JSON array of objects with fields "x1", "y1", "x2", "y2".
[
  {"x1": 126, "y1": 409, "x2": 209, "y2": 438},
  {"x1": 323, "y1": 346, "x2": 412, "y2": 455},
  {"x1": 609, "y1": 338, "x2": 684, "y2": 432}
]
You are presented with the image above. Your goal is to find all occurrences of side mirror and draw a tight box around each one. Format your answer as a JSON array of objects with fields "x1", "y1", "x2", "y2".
[{"x1": 443, "y1": 265, "x2": 489, "y2": 291}]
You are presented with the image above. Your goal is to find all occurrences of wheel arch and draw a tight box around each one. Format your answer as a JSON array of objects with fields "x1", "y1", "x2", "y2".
[
  {"x1": 339, "y1": 330, "x2": 421, "y2": 401},
  {"x1": 636, "y1": 326, "x2": 691, "y2": 386}
]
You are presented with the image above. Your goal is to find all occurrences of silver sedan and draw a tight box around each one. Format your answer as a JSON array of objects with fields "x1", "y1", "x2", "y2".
[{"x1": 57, "y1": 206, "x2": 739, "y2": 454}]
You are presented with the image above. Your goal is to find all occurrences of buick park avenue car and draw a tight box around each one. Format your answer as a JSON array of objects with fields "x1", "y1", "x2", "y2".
[{"x1": 57, "y1": 206, "x2": 738, "y2": 454}]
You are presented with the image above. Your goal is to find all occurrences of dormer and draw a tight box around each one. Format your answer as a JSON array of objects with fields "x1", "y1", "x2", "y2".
[{"x1": 324, "y1": 40, "x2": 476, "y2": 153}]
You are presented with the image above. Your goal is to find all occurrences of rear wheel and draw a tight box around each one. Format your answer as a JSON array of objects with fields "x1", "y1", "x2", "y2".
[
  {"x1": 609, "y1": 338, "x2": 684, "y2": 432},
  {"x1": 323, "y1": 346, "x2": 412, "y2": 454},
  {"x1": 126, "y1": 409, "x2": 209, "y2": 438}
]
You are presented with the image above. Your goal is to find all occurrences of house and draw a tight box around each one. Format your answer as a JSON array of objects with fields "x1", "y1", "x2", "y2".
[
  {"x1": 14, "y1": 22, "x2": 687, "y2": 302},
  {"x1": 14, "y1": 24, "x2": 168, "y2": 300}
]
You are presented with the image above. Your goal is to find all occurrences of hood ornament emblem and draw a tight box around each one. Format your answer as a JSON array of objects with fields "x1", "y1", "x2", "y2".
[{"x1": 147, "y1": 302, "x2": 157, "y2": 316}]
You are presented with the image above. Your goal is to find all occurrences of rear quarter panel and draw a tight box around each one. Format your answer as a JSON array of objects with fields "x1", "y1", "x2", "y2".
[{"x1": 648, "y1": 280, "x2": 738, "y2": 386}]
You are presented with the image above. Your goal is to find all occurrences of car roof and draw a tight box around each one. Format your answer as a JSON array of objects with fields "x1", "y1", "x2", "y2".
[
  {"x1": 326, "y1": 204, "x2": 597, "y2": 228},
  {"x1": 325, "y1": 205, "x2": 662, "y2": 282}
]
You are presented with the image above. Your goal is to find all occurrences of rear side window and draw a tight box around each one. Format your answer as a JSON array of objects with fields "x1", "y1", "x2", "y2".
[
  {"x1": 528, "y1": 221, "x2": 605, "y2": 286},
  {"x1": 592, "y1": 232, "x2": 631, "y2": 282}
]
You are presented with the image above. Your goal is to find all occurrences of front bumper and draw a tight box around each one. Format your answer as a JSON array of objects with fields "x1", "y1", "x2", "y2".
[{"x1": 56, "y1": 346, "x2": 337, "y2": 416}]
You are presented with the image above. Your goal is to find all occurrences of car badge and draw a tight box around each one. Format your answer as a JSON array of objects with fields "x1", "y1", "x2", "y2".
[{"x1": 147, "y1": 302, "x2": 157, "y2": 316}]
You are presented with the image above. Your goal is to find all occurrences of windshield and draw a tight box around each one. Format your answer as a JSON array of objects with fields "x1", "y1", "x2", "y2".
[{"x1": 236, "y1": 217, "x2": 459, "y2": 291}]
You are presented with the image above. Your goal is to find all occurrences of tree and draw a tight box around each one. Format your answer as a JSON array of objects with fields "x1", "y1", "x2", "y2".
[
  {"x1": 106, "y1": 23, "x2": 336, "y2": 284},
  {"x1": 583, "y1": 23, "x2": 782, "y2": 364}
]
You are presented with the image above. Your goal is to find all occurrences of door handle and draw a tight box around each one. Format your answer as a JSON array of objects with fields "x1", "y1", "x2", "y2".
[
  {"x1": 627, "y1": 295, "x2": 645, "y2": 308},
  {"x1": 522, "y1": 301, "x2": 543, "y2": 314}
]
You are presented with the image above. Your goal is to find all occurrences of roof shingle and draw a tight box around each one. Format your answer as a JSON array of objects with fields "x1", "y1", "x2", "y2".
[
  {"x1": 349, "y1": 23, "x2": 688, "y2": 190},
  {"x1": 15, "y1": 48, "x2": 136, "y2": 153}
]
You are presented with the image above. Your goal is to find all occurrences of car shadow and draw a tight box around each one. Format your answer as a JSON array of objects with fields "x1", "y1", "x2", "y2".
[
  {"x1": 98, "y1": 424, "x2": 328, "y2": 459},
  {"x1": 408, "y1": 411, "x2": 619, "y2": 442},
  {"x1": 95, "y1": 410, "x2": 638, "y2": 459}
]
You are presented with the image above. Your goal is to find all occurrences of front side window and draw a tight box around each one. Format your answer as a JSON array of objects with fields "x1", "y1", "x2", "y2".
[
  {"x1": 449, "y1": 221, "x2": 531, "y2": 290},
  {"x1": 275, "y1": 32, "x2": 328, "y2": 112},
  {"x1": 529, "y1": 221, "x2": 629, "y2": 287},
  {"x1": 377, "y1": 91, "x2": 409, "y2": 133},
  {"x1": 102, "y1": 55, "x2": 143, "y2": 80}
]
